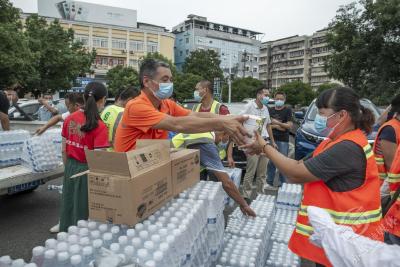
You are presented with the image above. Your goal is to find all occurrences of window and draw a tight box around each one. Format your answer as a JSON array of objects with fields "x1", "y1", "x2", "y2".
[
  {"x1": 179, "y1": 51, "x2": 183, "y2": 56},
  {"x1": 253, "y1": 67, "x2": 258, "y2": 73},
  {"x1": 186, "y1": 38, "x2": 189, "y2": 44},
  {"x1": 129, "y1": 40, "x2": 144, "y2": 52},
  {"x1": 290, "y1": 50, "x2": 304, "y2": 58},
  {"x1": 147, "y1": 42, "x2": 158, "y2": 53},
  {"x1": 245, "y1": 66, "x2": 250, "y2": 71},
  {"x1": 129, "y1": 59, "x2": 138, "y2": 68},
  {"x1": 74, "y1": 34, "x2": 89, "y2": 45},
  {"x1": 186, "y1": 49, "x2": 189, "y2": 55},
  {"x1": 92, "y1": 36, "x2": 108, "y2": 48},
  {"x1": 253, "y1": 57, "x2": 258, "y2": 62},
  {"x1": 112, "y1": 39, "x2": 126, "y2": 50}
]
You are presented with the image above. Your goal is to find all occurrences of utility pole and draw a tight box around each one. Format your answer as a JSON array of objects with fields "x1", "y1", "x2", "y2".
[
  {"x1": 228, "y1": 53, "x2": 232, "y2": 103},
  {"x1": 242, "y1": 50, "x2": 248, "y2": 77}
]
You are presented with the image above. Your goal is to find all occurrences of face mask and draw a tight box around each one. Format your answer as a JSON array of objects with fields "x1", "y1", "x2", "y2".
[
  {"x1": 193, "y1": 91, "x2": 202, "y2": 102},
  {"x1": 261, "y1": 96, "x2": 270, "y2": 106},
  {"x1": 154, "y1": 82, "x2": 174, "y2": 100},
  {"x1": 275, "y1": 100, "x2": 285, "y2": 107},
  {"x1": 218, "y1": 140, "x2": 229, "y2": 150},
  {"x1": 314, "y1": 112, "x2": 339, "y2": 135}
]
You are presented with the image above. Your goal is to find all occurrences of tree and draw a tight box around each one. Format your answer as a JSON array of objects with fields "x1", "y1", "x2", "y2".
[
  {"x1": 141, "y1": 52, "x2": 177, "y2": 77},
  {"x1": 182, "y1": 50, "x2": 223, "y2": 82},
  {"x1": 326, "y1": 0, "x2": 400, "y2": 104},
  {"x1": 24, "y1": 14, "x2": 96, "y2": 96},
  {"x1": 106, "y1": 65, "x2": 139, "y2": 96},
  {"x1": 277, "y1": 81, "x2": 315, "y2": 106},
  {"x1": 0, "y1": 0, "x2": 34, "y2": 90},
  {"x1": 316, "y1": 82, "x2": 341, "y2": 95},
  {"x1": 174, "y1": 73, "x2": 203, "y2": 101},
  {"x1": 222, "y1": 77, "x2": 263, "y2": 102}
]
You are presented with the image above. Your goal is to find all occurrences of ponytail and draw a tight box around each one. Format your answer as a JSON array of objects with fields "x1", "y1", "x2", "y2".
[
  {"x1": 80, "y1": 82, "x2": 108, "y2": 132},
  {"x1": 357, "y1": 105, "x2": 375, "y2": 134}
]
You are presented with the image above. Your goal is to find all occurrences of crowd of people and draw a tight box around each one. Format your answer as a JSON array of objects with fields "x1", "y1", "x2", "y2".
[{"x1": 1, "y1": 58, "x2": 399, "y2": 266}]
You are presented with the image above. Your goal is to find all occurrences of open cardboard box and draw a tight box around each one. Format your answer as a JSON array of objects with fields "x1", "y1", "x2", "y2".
[{"x1": 85, "y1": 140, "x2": 199, "y2": 225}]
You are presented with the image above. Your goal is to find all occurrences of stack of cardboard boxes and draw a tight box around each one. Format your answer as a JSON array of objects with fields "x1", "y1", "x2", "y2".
[{"x1": 85, "y1": 140, "x2": 200, "y2": 226}]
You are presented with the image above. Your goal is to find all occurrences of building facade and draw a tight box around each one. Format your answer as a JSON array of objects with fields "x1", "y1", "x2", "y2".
[
  {"x1": 25, "y1": 1, "x2": 175, "y2": 81},
  {"x1": 172, "y1": 15, "x2": 262, "y2": 79},
  {"x1": 259, "y1": 30, "x2": 339, "y2": 90}
]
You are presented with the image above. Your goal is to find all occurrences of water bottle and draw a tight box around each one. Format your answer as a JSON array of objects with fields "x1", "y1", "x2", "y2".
[
  {"x1": 25, "y1": 264, "x2": 38, "y2": 267},
  {"x1": 69, "y1": 244, "x2": 81, "y2": 256},
  {"x1": 110, "y1": 226, "x2": 121, "y2": 242},
  {"x1": 45, "y1": 239, "x2": 57, "y2": 250},
  {"x1": 102, "y1": 232, "x2": 113, "y2": 248},
  {"x1": 118, "y1": 235, "x2": 129, "y2": 249},
  {"x1": 70, "y1": 255, "x2": 83, "y2": 267},
  {"x1": 0, "y1": 255, "x2": 12, "y2": 267},
  {"x1": 56, "y1": 242, "x2": 69, "y2": 252},
  {"x1": 67, "y1": 235, "x2": 79, "y2": 246},
  {"x1": 82, "y1": 246, "x2": 94, "y2": 266},
  {"x1": 79, "y1": 237, "x2": 90, "y2": 247},
  {"x1": 10, "y1": 259, "x2": 25, "y2": 267},
  {"x1": 68, "y1": 226, "x2": 79, "y2": 235},
  {"x1": 92, "y1": 239, "x2": 103, "y2": 258},
  {"x1": 131, "y1": 237, "x2": 142, "y2": 250},
  {"x1": 123, "y1": 245, "x2": 135, "y2": 264},
  {"x1": 90, "y1": 230, "x2": 101, "y2": 241},
  {"x1": 78, "y1": 228, "x2": 89, "y2": 238},
  {"x1": 42, "y1": 249, "x2": 56, "y2": 267},
  {"x1": 98, "y1": 224, "x2": 108, "y2": 234},
  {"x1": 136, "y1": 249, "x2": 150, "y2": 265},
  {"x1": 110, "y1": 243, "x2": 121, "y2": 254},
  {"x1": 57, "y1": 232, "x2": 68, "y2": 242},
  {"x1": 31, "y1": 246, "x2": 45, "y2": 266},
  {"x1": 77, "y1": 220, "x2": 88, "y2": 228},
  {"x1": 126, "y1": 229, "x2": 136, "y2": 240},
  {"x1": 56, "y1": 251, "x2": 70, "y2": 266},
  {"x1": 87, "y1": 221, "x2": 97, "y2": 231}
]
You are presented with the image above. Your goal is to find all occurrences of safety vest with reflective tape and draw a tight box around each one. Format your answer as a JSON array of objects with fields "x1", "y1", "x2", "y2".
[
  {"x1": 382, "y1": 145, "x2": 400, "y2": 236},
  {"x1": 171, "y1": 100, "x2": 221, "y2": 149},
  {"x1": 288, "y1": 129, "x2": 383, "y2": 266},
  {"x1": 373, "y1": 119, "x2": 400, "y2": 183}
]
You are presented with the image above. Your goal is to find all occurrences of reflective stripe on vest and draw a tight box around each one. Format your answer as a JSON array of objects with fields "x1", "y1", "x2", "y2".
[
  {"x1": 387, "y1": 145, "x2": 400, "y2": 198},
  {"x1": 171, "y1": 133, "x2": 214, "y2": 148},
  {"x1": 193, "y1": 100, "x2": 221, "y2": 114},
  {"x1": 373, "y1": 119, "x2": 400, "y2": 183}
]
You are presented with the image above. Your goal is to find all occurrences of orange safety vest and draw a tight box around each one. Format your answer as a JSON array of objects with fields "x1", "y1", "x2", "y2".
[
  {"x1": 373, "y1": 119, "x2": 400, "y2": 184},
  {"x1": 288, "y1": 129, "x2": 383, "y2": 266},
  {"x1": 382, "y1": 145, "x2": 400, "y2": 237}
]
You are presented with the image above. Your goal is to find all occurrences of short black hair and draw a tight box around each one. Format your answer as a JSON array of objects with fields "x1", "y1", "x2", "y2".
[
  {"x1": 117, "y1": 86, "x2": 140, "y2": 101},
  {"x1": 274, "y1": 91, "x2": 286, "y2": 98},
  {"x1": 255, "y1": 85, "x2": 268, "y2": 96},
  {"x1": 391, "y1": 94, "x2": 400, "y2": 113},
  {"x1": 139, "y1": 59, "x2": 170, "y2": 88},
  {"x1": 66, "y1": 92, "x2": 84, "y2": 106},
  {"x1": 198, "y1": 80, "x2": 213, "y2": 95}
]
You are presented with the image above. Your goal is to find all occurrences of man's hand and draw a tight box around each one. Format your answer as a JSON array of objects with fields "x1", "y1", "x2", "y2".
[
  {"x1": 35, "y1": 127, "x2": 46, "y2": 135},
  {"x1": 240, "y1": 131, "x2": 267, "y2": 156},
  {"x1": 221, "y1": 115, "x2": 250, "y2": 146},
  {"x1": 240, "y1": 204, "x2": 256, "y2": 217},
  {"x1": 227, "y1": 156, "x2": 235, "y2": 168}
]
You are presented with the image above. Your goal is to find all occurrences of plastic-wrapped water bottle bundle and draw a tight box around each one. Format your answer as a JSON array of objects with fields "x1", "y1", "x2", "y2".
[
  {"x1": 0, "y1": 130, "x2": 30, "y2": 168},
  {"x1": 270, "y1": 223, "x2": 295, "y2": 244},
  {"x1": 225, "y1": 216, "x2": 271, "y2": 242},
  {"x1": 276, "y1": 183, "x2": 302, "y2": 210},
  {"x1": 21, "y1": 135, "x2": 62, "y2": 172},
  {"x1": 42, "y1": 129, "x2": 62, "y2": 160},
  {"x1": 265, "y1": 242, "x2": 300, "y2": 267},
  {"x1": 0, "y1": 256, "x2": 37, "y2": 267},
  {"x1": 217, "y1": 234, "x2": 267, "y2": 267},
  {"x1": 0, "y1": 182, "x2": 225, "y2": 267},
  {"x1": 273, "y1": 209, "x2": 298, "y2": 226},
  {"x1": 224, "y1": 168, "x2": 242, "y2": 206},
  {"x1": 254, "y1": 194, "x2": 276, "y2": 203}
]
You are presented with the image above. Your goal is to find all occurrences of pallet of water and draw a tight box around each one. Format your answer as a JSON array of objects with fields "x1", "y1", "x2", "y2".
[
  {"x1": 217, "y1": 233, "x2": 267, "y2": 267},
  {"x1": 276, "y1": 183, "x2": 302, "y2": 210},
  {"x1": 265, "y1": 242, "x2": 300, "y2": 267},
  {"x1": 0, "y1": 182, "x2": 225, "y2": 267},
  {"x1": 273, "y1": 209, "x2": 298, "y2": 226},
  {"x1": 42, "y1": 129, "x2": 62, "y2": 160},
  {"x1": 270, "y1": 223, "x2": 295, "y2": 244},
  {"x1": 0, "y1": 130, "x2": 30, "y2": 168}
]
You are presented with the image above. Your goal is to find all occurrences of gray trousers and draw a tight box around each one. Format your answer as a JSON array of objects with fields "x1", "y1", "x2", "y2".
[{"x1": 242, "y1": 154, "x2": 268, "y2": 198}]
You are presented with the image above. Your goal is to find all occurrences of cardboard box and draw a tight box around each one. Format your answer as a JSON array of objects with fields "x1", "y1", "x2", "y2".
[
  {"x1": 170, "y1": 149, "x2": 200, "y2": 196},
  {"x1": 85, "y1": 143, "x2": 173, "y2": 226}
]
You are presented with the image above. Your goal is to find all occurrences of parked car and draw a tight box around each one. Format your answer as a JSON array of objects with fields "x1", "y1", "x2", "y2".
[
  {"x1": 8, "y1": 99, "x2": 66, "y2": 121},
  {"x1": 294, "y1": 98, "x2": 381, "y2": 160}
]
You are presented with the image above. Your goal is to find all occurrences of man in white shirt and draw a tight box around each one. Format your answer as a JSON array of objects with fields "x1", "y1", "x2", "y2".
[{"x1": 241, "y1": 87, "x2": 276, "y2": 198}]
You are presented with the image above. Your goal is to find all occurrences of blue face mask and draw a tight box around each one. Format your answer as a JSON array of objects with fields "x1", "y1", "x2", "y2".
[
  {"x1": 275, "y1": 100, "x2": 285, "y2": 107},
  {"x1": 193, "y1": 91, "x2": 202, "y2": 102},
  {"x1": 261, "y1": 97, "x2": 270, "y2": 106},
  {"x1": 314, "y1": 113, "x2": 338, "y2": 134},
  {"x1": 154, "y1": 82, "x2": 174, "y2": 100}
]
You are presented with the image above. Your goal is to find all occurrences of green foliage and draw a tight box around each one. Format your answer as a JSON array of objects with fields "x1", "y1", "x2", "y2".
[
  {"x1": 316, "y1": 82, "x2": 341, "y2": 95},
  {"x1": 106, "y1": 65, "x2": 139, "y2": 96},
  {"x1": 277, "y1": 81, "x2": 315, "y2": 106},
  {"x1": 141, "y1": 52, "x2": 177, "y2": 77},
  {"x1": 326, "y1": 0, "x2": 400, "y2": 104},
  {"x1": 0, "y1": 0, "x2": 21, "y2": 25},
  {"x1": 24, "y1": 14, "x2": 96, "y2": 95},
  {"x1": 182, "y1": 50, "x2": 223, "y2": 82},
  {"x1": 174, "y1": 73, "x2": 203, "y2": 102},
  {"x1": 222, "y1": 77, "x2": 263, "y2": 102}
]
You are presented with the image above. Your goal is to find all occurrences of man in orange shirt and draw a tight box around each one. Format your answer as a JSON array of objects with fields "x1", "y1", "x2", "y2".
[{"x1": 114, "y1": 59, "x2": 250, "y2": 152}]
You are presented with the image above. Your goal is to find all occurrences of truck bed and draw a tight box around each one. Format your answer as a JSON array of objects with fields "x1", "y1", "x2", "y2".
[{"x1": 0, "y1": 165, "x2": 64, "y2": 195}]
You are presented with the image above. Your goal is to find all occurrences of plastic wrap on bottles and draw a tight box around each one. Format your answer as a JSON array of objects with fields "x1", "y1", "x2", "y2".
[{"x1": 0, "y1": 130, "x2": 30, "y2": 168}]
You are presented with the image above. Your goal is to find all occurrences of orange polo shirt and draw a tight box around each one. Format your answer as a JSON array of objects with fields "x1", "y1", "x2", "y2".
[{"x1": 114, "y1": 91, "x2": 190, "y2": 152}]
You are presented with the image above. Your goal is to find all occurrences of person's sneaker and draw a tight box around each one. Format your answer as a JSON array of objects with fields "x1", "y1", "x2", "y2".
[
  {"x1": 49, "y1": 223, "x2": 59, "y2": 233},
  {"x1": 264, "y1": 184, "x2": 278, "y2": 190}
]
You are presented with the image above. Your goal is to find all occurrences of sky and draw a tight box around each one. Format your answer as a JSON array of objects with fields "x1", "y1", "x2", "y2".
[{"x1": 11, "y1": 0, "x2": 354, "y2": 41}]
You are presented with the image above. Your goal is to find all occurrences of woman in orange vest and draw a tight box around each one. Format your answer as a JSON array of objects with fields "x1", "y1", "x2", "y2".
[
  {"x1": 373, "y1": 94, "x2": 400, "y2": 185},
  {"x1": 242, "y1": 87, "x2": 383, "y2": 266}
]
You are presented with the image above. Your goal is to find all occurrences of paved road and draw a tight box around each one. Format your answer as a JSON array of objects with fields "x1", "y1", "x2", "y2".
[{"x1": 0, "y1": 177, "x2": 62, "y2": 261}]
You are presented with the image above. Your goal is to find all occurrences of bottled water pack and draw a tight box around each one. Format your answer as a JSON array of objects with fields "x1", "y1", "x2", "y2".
[
  {"x1": 265, "y1": 242, "x2": 300, "y2": 267},
  {"x1": 276, "y1": 183, "x2": 302, "y2": 210},
  {"x1": 274, "y1": 209, "x2": 298, "y2": 226},
  {"x1": 0, "y1": 130, "x2": 30, "y2": 168},
  {"x1": 21, "y1": 135, "x2": 62, "y2": 172},
  {"x1": 270, "y1": 223, "x2": 295, "y2": 244},
  {"x1": 42, "y1": 129, "x2": 62, "y2": 160}
]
